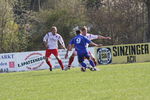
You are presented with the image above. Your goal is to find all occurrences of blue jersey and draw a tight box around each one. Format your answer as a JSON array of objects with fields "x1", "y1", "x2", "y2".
[{"x1": 69, "y1": 34, "x2": 91, "y2": 54}]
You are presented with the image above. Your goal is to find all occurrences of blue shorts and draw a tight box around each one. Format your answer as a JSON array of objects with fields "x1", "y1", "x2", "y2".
[{"x1": 77, "y1": 51, "x2": 90, "y2": 63}]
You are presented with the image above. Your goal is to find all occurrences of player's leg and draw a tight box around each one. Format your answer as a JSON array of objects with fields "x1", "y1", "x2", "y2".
[
  {"x1": 68, "y1": 50, "x2": 77, "y2": 68},
  {"x1": 89, "y1": 51, "x2": 97, "y2": 66},
  {"x1": 53, "y1": 49, "x2": 64, "y2": 70},
  {"x1": 85, "y1": 53, "x2": 99, "y2": 71},
  {"x1": 45, "y1": 49, "x2": 53, "y2": 71},
  {"x1": 78, "y1": 55, "x2": 87, "y2": 72},
  {"x1": 85, "y1": 54, "x2": 95, "y2": 68}
]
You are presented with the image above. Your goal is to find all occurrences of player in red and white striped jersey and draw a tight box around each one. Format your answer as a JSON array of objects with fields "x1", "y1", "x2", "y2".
[
  {"x1": 65, "y1": 26, "x2": 111, "y2": 70},
  {"x1": 43, "y1": 26, "x2": 66, "y2": 71}
]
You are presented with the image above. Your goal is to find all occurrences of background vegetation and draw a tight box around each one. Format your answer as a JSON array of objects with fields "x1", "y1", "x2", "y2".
[{"x1": 0, "y1": 0, "x2": 150, "y2": 53}]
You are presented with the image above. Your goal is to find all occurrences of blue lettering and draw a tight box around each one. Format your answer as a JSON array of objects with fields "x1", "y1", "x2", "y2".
[
  {"x1": 0, "y1": 68, "x2": 9, "y2": 73},
  {"x1": 0, "y1": 54, "x2": 14, "y2": 59},
  {"x1": 0, "y1": 62, "x2": 7, "y2": 66}
]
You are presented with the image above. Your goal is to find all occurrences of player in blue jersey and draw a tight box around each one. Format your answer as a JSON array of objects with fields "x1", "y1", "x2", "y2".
[{"x1": 65, "y1": 30, "x2": 102, "y2": 71}]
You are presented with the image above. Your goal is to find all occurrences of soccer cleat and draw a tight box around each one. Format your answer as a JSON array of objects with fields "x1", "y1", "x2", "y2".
[
  {"x1": 88, "y1": 67, "x2": 100, "y2": 71},
  {"x1": 81, "y1": 67, "x2": 86, "y2": 72},
  {"x1": 49, "y1": 68, "x2": 52, "y2": 71},
  {"x1": 89, "y1": 67, "x2": 94, "y2": 71},
  {"x1": 64, "y1": 67, "x2": 70, "y2": 71},
  {"x1": 87, "y1": 66, "x2": 93, "y2": 71},
  {"x1": 93, "y1": 67, "x2": 100, "y2": 71}
]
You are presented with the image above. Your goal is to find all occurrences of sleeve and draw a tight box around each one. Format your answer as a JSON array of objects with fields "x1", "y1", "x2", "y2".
[
  {"x1": 84, "y1": 36, "x2": 91, "y2": 44},
  {"x1": 69, "y1": 38, "x2": 74, "y2": 45},
  {"x1": 89, "y1": 34, "x2": 99, "y2": 40},
  {"x1": 43, "y1": 34, "x2": 48, "y2": 42},
  {"x1": 58, "y1": 35, "x2": 65, "y2": 47}
]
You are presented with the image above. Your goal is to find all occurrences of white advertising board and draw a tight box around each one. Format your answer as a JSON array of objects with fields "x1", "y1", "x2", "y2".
[{"x1": 0, "y1": 47, "x2": 96, "y2": 73}]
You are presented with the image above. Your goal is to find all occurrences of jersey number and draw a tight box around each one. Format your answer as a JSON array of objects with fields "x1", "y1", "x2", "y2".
[{"x1": 76, "y1": 38, "x2": 81, "y2": 44}]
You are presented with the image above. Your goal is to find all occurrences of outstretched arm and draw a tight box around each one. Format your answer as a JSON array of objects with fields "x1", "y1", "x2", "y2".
[
  {"x1": 65, "y1": 44, "x2": 73, "y2": 59},
  {"x1": 88, "y1": 34, "x2": 111, "y2": 40},
  {"x1": 98, "y1": 35, "x2": 111, "y2": 40},
  {"x1": 89, "y1": 42, "x2": 103, "y2": 47}
]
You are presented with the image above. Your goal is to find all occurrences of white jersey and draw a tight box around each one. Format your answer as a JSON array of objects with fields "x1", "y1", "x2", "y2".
[
  {"x1": 83, "y1": 33, "x2": 99, "y2": 47},
  {"x1": 84, "y1": 33, "x2": 98, "y2": 40},
  {"x1": 43, "y1": 32, "x2": 65, "y2": 49}
]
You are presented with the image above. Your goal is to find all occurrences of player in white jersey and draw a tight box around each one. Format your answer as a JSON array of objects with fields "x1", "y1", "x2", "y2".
[
  {"x1": 43, "y1": 26, "x2": 66, "y2": 71},
  {"x1": 65, "y1": 26, "x2": 111, "y2": 70}
]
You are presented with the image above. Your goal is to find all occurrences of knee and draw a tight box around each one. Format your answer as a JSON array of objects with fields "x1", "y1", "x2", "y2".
[{"x1": 56, "y1": 56, "x2": 61, "y2": 60}]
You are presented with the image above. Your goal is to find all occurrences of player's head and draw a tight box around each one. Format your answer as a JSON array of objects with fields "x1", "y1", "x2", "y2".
[
  {"x1": 51, "y1": 26, "x2": 57, "y2": 34},
  {"x1": 81, "y1": 26, "x2": 88, "y2": 35},
  {"x1": 76, "y1": 30, "x2": 81, "y2": 35}
]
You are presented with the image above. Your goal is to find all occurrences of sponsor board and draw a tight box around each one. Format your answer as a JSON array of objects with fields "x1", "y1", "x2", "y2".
[
  {"x1": 97, "y1": 48, "x2": 112, "y2": 64},
  {"x1": 15, "y1": 51, "x2": 47, "y2": 71},
  {"x1": 0, "y1": 53, "x2": 16, "y2": 72},
  {"x1": 0, "y1": 47, "x2": 96, "y2": 73},
  {"x1": 97, "y1": 43, "x2": 150, "y2": 64},
  {"x1": 17, "y1": 52, "x2": 45, "y2": 70}
]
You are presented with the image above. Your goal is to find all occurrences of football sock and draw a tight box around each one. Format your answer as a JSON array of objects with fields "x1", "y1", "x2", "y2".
[
  {"x1": 58, "y1": 59, "x2": 64, "y2": 70},
  {"x1": 89, "y1": 60, "x2": 95, "y2": 67},
  {"x1": 68, "y1": 56, "x2": 74, "y2": 67},
  {"x1": 80, "y1": 62, "x2": 87, "y2": 68},
  {"x1": 92, "y1": 58, "x2": 97, "y2": 65},
  {"x1": 46, "y1": 60, "x2": 53, "y2": 69}
]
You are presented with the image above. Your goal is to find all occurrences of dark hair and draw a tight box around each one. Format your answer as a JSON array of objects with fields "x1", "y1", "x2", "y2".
[{"x1": 76, "y1": 30, "x2": 81, "y2": 35}]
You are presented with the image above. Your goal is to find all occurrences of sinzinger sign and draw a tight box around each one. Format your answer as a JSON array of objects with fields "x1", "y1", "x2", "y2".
[{"x1": 97, "y1": 43, "x2": 150, "y2": 64}]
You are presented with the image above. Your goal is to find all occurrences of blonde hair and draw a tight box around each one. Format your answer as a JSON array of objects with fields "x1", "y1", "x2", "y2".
[
  {"x1": 81, "y1": 26, "x2": 87, "y2": 31},
  {"x1": 51, "y1": 26, "x2": 57, "y2": 31}
]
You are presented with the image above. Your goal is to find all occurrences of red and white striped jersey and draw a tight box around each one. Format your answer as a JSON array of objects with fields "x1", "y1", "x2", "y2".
[{"x1": 43, "y1": 32, "x2": 65, "y2": 49}]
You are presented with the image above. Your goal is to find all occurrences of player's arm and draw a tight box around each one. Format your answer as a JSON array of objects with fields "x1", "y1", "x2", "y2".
[
  {"x1": 65, "y1": 44, "x2": 74, "y2": 59},
  {"x1": 43, "y1": 41, "x2": 48, "y2": 49},
  {"x1": 58, "y1": 35, "x2": 66, "y2": 49},
  {"x1": 43, "y1": 34, "x2": 48, "y2": 49},
  {"x1": 84, "y1": 36, "x2": 102, "y2": 47},
  {"x1": 90, "y1": 42, "x2": 102, "y2": 47},
  {"x1": 98, "y1": 35, "x2": 111, "y2": 40},
  {"x1": 65, "y1": 39, "x2": 74, "y2": 59}
]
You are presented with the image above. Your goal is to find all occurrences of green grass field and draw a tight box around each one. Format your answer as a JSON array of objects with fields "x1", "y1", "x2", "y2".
[{"x1": 0, "y1": 62, "x2": 150, "y2": 100}]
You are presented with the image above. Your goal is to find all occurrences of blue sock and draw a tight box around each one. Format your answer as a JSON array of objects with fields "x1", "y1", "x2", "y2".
[
  {"x1": 89, "y1": 60, "x2": 95, "y2": 67},
  {"x1": 80, "y1": 62, "x2": 87, "y2": 68}
]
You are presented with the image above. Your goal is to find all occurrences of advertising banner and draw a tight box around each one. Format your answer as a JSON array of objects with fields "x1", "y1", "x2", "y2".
[
  {"x1": 0, "y1": 47, "x2": 95, "y2": 73},
  {"x1": 1, "y1": 43, "x2": 150, "y2": 72},
  {"x1": 0, "y1": 53, "x2": 16, "y2": 72},
  {"x1": 97, "y1": 43, "x2": 150, "y2": 64}
]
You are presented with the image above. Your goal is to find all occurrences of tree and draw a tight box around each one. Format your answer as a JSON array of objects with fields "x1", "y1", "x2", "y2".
[
  {"x1": 84, "y1": 0, "x2": 146, "y2": 45},
  {"x1": 29, "y1": 0, "x2": 87, "y2": 50},
  {"x1": 145, "y1": 0, "x2": 150, "y2": 42},
  {"x1": 0, "y1": 0, "x2": 31, "y2": 53},
  {"x1": 0, "y1": 0, "x2": 20, "y2": 53}
]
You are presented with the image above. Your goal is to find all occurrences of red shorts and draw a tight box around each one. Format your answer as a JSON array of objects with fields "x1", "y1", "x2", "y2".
[{"x1": 45, "y1": 49, "x2": 58, "y2": 57}]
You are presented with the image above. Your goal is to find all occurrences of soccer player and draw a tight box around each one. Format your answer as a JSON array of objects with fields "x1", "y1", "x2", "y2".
[
  {"x1": 65, "y1": 26, "x2": 111, "y2": 70},
  {"x1": 43, "y1": 26, "x2": 66, "y2": 71},
  {"x1": 65, "y1": 30, "x2": 102, "y2": 72}
]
